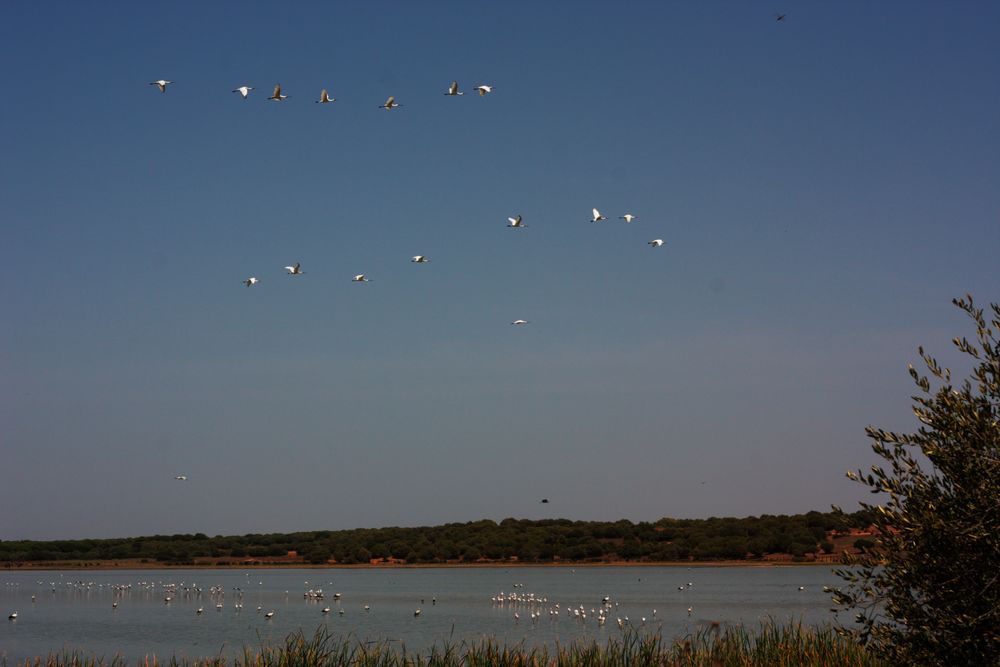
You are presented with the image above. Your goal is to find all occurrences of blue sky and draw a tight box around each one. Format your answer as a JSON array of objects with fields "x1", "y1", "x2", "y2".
[{"x1": 1, "y1": 1, "x2": 998, "y2": 540}]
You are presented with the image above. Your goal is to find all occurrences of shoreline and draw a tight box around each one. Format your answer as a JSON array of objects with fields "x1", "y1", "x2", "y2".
[{"x1": 2, "y1": 559, "x2": 838, "y2": 571}]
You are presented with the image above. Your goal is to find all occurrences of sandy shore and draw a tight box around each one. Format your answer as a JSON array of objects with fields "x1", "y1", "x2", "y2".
[{"x1": 2, "y1": 559, "x2": 835, "y2": 571}]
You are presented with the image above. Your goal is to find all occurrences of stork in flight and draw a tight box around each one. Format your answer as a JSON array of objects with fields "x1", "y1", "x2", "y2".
[
  {"x1": 379, "y1": 96, "x2": 400, "y2": 110},
  {"x1": 352, "y1": 274, "x2": 370, "y2": 283},
  {"x1": 474, "y1": 85, "x2": 492, "y2": 96},
  {"x1": 620, "y1": 213, "x2": 637, "y2": 223},
  {"x1": 243, "y1": 277, "x2": 258, "y2": 287},
  {"x1": 316, "y1": 89, "x2": 336, "y2": 104},
  {"x1": 268, "y1": 84, "x2": 288, "y2": 101},
  {"x1": 174, "y1": 476, "x2": 187, "y2": 481},
  {"x1": 445, "y1": 81, "x2": 464, "y2": 96},
  {"x1": 511, "y1": 319, "x2": 529, "y2": 326},
  {"x1": 411, "y1": 256, "x2": 429, "y2": 263},
  {"x1": 149, "y1": 80, "x2": 172, "y2": 93},
  {"x1": 233, "y1": 86, "x2": 253, "y2": 99},
  {"x1": 648, "y1": 239, "x2": 665, "y2": 248},
  {"x1": 285, "y1": 263, "x2": 304, "y2": 275},
  {"x1": 507, "y1": 215, "x2": 526, "y2": 228}
]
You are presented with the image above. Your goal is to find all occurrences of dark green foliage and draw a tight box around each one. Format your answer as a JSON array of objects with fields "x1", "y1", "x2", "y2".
[
  {"x1": 832, "y1": 296, "x2": 1000, "y2": 665},
  {"x1": 0, "y1": 510, "x2": 870, "y2": 566}
]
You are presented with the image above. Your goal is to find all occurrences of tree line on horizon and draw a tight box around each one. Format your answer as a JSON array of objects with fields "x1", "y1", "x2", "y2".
[{"x1": 0, "y1": 510, "x2": 874, "y2": 566}]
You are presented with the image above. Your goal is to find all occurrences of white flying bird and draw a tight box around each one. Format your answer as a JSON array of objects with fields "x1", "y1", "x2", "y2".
[
  {"x1": 620, "y1": 213, "x2": 637, "y2": 223},
  {"x1": 174, "y1": 475, "x2": 187, "y2": 481},
  {"x1": 474, "y1": 85, "x2": 493, "y2": 96},
  {"x1": 243, "y1": 277, "x2": 258, "y2": 287},
  {"x1": 352, "y1": 274, "x2": 370, "y2": 282},
  {"x1": 379, "y1": 96, "x2": 400, "y2": 110},
  {"x1": 268, "y1": 84, "x2": 287, "y2": 101},
  {"x1": 233, "y1": 86, "x2": 253, "y2": 99},
  {"x1": 591, "y1": 208, "x2": 607, "y2": 223},
  {"x1": 316, "y1": 89, "x2": 336, "y2": 104},
  {"x1": 507, "y1": 215, "x2": 526, "y2": 228},
  {"x1": 285, "y1": 263, "x2": 303, "y2": 275},
  {"x1": 264, "y1": 611, "x2": 274, "y2": 619},
  {"x1": 445, "y1": 81, "x2": 464, "y2": 96},
  {"x1": 149, "y1": 80, "x2": 172, "y2": 93},
  {"x1": 648, "y1": 239, "x2": 665, "y2": 247},
  {"x1": 511, "y1": 319, "x2": 529, "y2": 326},
  {"x1": 411, "y1": 256, "x2": 429, "y2": 263}
]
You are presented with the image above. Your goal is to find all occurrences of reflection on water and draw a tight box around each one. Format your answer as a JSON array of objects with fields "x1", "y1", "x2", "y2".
[{"x1": 0, "y1": 566, "x2": 846, "y2": 661}]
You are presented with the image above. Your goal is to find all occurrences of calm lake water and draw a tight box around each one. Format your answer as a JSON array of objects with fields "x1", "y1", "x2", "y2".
[{"x1": 1, "y1": 566, "x2": 846, "y2": 661}]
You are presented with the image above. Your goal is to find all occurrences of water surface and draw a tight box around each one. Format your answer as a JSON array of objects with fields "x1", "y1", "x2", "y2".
[{"x1": 0, "y1": 566, "x2": 846, "y2": 661}]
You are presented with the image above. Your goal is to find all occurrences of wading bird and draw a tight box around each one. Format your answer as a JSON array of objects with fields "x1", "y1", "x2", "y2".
[
  {"x1": 243, "y1": 277, "x2": 258, "y2": 287},
  {"x1": 267, "y1": 84, "x2": 287, "y2": 101},
  {"x1": 591, "y1": 208, "x2": 607, "y2": 223},
  {"x1": 444, "y1": 81, "x2": 464, "y2": 96},
  {"x1": 149, "y1": 80, "x2": 172, "y2": 93},
  {"x1": 265, "y1": 611, "x2": 274, "y2": 619},
  {"x1": 620, "y1": 214, "x2": 637, "y2": 223},
  {"x1": 379, "y1": 96, "x2": 400, "y2": 110},
  {"x1": 507, "y1": 215, "x2": 526, "y2": 228},
  {"x1": 316, "y1": 89, "x2": 335, "y2": 104},
  {"x1": 648, "y1": 239, "x2": 664, "y2": 248},
  {"x1": 233, "y1": 86, "x2": 253, "y2": 99},
  {"x1": 285, "y1": 263, "x2": 303, "y2": 275}
]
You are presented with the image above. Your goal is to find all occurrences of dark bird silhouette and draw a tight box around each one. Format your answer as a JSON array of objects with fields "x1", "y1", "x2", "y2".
[
  {"x1": 540, "y1": 498, "x2": 549, "y2": 504},
  {"x1": 775, "y1": 13, "x2": 787, "y2": 22}
]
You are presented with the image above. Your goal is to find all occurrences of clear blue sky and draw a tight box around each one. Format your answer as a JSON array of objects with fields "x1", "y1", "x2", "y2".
[{"x1": 1, "y1": 1, "x2": 998, "y2": 540}]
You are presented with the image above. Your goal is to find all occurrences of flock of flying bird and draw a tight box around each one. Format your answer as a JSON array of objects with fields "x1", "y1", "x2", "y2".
[{"x1": 147, "y1": 77, "x2": 669, "y2": 325}]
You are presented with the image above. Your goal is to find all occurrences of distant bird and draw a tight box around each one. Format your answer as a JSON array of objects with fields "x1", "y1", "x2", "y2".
[
  {"x1": 507, "y1": 215, "x2": 526, "y2": 228},
  {"x1": 414, "y1": 609, "x2": 421, "y2": 616},
  {"x1": 8, "y1": 611, "x2": 17, "y2": 620},
  {"x1": 444, "y1": 81, "x2": 464, "y2": 96},
  {"x1": 196, "y1": 607, "x2": 203, "y2": 614},
  {"x1": 379, "y1": 96, "x2": 400, "y2": 110},
  {"x1": 285, "y1": 263, "x2": 303, "y2": 275},
  {"x1": 112, "y1": 602, "x2": 118, "y2": 608},
  {"x1": 321, "y1": 607, "x2": 331, "y2": 614},
  {"x1": 174, "y1": 475, "x2": 187, "y2": 481},
  {"x1": 267, "y1": 84, "x2": 288, "y2": 101},
  {"x1": 243, "y1": 277, "x2": 258, "y2": 287},
  {"x1": 620, "y1": 214, "x2": 637, "y2": 223},
  {"x1": 411, "y1": 255, "x2": 429, "y2": 263},
  {"x1": 591, "y1": 208, "x2": 607, "y2": 223},
  {"x1": 233, "y1": 86, "x2": 253, "y2": 99},
  {"x1": 316, "y1": 89, "x2": 335, "y2": 104},
  {"x1": 648, "y1": 239, "x2": 665, "y2": 248},
  {"x1": 511, "y1": 319, "x2": 529, "y2": 326},
  {"x1": 687, "y1": 606, "x2": 693, "y2": 616},
  {"x1": 798, "y1": 586, "x2": 805, "y2": 591},
  {"x1": 474, "y1": 85, "x2": 493, "y2": 96},
  {"x1": 149, "y1": 80, "x2": 172, "y2": 93},
  {"x1": 775, "y1": 13, "x2": 787, "y2": 22},
  {"x1": 352, "y1": 274, "x2": 370, "y2": 282},
  {"x1": 264, "y1": 611, "x2": 275, "y2": 619},
  {"x1": 364, "y1": 604, "x2": 371, "y2": 611},
  {"x1": 540, "y1": 499, "x2": 549, "y2": 504}
]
